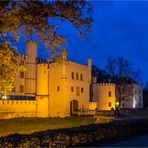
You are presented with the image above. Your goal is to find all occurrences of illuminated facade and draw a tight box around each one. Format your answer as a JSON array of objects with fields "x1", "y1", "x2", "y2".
[
  {"x1": 91, "y1": 82, "x2": 116, "y2": 110},
  {"x1": 2, "y1": 40, "x2": 139, "y2": 119},
  {"x1": 117, "y1": 83, "x2": 143, "y2": 109},
  {"x1": 0, "y1": 40, "x2": 91, "y2": 118}
]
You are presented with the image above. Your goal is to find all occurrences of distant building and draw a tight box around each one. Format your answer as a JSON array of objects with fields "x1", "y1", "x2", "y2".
[{"x1": 116, "y1": 83, "x2": 143, "y2": 109}]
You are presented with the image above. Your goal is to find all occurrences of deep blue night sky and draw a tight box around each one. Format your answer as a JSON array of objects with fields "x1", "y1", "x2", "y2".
[{"x1": 16, "y1": 1, "x2": 148, "y2": 84}]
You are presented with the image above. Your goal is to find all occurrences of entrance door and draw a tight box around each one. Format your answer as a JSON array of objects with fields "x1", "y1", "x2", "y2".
[{"x1": 70, "y1": 100, "x2": 78, "y2": 115}]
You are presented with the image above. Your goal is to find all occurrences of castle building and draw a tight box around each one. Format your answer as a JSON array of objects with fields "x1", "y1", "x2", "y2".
[
  {"x1": 116, "y1": 83, "x2": 143, "y2": 109},
  {"x1": 3, "y1": 40, "x2": 143, "y2": 119},
  {"x1": 0, "y1": 40, "x2": 91, "y2": 118}
]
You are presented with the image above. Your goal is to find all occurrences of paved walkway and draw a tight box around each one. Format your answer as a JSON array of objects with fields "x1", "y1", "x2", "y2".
[{"x1": 105, "y1": 134, "x2": 148, "y2": 147}]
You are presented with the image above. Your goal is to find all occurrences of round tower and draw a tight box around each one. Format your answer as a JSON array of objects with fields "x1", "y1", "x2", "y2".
[
  {"x1": 93, "y1": 83, "x2": 116, "y2": 110},
  {"x1": 25, "y1": 40, "x2": 38, "y2": 96}
]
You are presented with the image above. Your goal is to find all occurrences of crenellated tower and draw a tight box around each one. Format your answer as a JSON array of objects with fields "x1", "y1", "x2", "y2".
[
  {"x1": 92, "y1": 83, "x2": 116, "y2": 110},
  {"x1": 25, "y1": 40, "x2": 38, "y2": 96}
]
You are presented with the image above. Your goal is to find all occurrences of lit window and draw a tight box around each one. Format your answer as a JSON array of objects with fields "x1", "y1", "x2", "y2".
[
  {"x1": 76, "y1": 73, "x2": 79, "y2": 80},
  {"x1": 57, "y1": 86, "x2": 60, "y2": 92},
  {"x1": 80, "y1": 74, "x2": 83, "y2": 81},
  {"x1": 20, "y1": 85, "x2": 24, "y2": 92},
  {"x1": 108, "y1": 91, "x2": 111, "y2": 97},
  {"x1": 20, "y1": 72, "x2": 24, "y2": 78},
  {"x1": 71, "y1": 72, "x2": 74, "y2": 79},
  {"x1": 81, "y1": 88, "x2": 84, "y2": 93},
  {"x1": 76, "y1": 87, "x2": 80, "y2": 96},
  {"x1": 108, "y1": 102, "x2": 111, "y2": 107},
  {"x1": 71, "y1": 86, "x2": 74, "y2": 92}
]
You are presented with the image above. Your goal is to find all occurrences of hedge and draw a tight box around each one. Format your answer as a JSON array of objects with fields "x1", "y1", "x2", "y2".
[{"x1": 0, "y1": 118, "x2": 148, "y2": 147}]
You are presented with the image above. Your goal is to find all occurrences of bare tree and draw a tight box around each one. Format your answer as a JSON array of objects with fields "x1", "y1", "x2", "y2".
[
  {"x1": 0, "y1": 0, "x2": 93, "y2": 96},
  {"x1": 106, "y1": 57, "x2": 141, "y2": 108}
]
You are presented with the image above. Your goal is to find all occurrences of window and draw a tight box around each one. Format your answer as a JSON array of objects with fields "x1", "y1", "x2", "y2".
[
  {"x1": 81, "y1": 88, "x2": 84, "y2": 93},
  {"x1": 20, "y1": 72, "x2": 24, "y2": 78},
  {"x1": 76, "y1": 73, "x2": 79, "y2": 80},
  {"x1": 122, "y1": 97, "x2": 125, "y2": 101},
  {"x1": 108, "y1": 91, "x2": 111, "y2": 97},
  {"x1": 20, "y1": 61, "x2": 24, "y2": 65},
  {"x1": 122, "y1": 103, "x2": 125, "y2": 107},
  {"x1": 71, "y1": 72, "x2": 74, "y2": 79},
  {"x1": 20, "y1": 85, "x2": 24, "y2": 92},
  {"x1": 76, "y1": 87, "x2": 80, "y2": 96},
  {"x1": 71, "y1": 86, "x2": 74, "y2": 92},
  {"x1": 108, "y1": 102, "x2": 111, "y2": 107},
  {"x1": 12, "y1": 87, "x2": 16, "y2": 92},
  {"x1": 57, "y1": 86, "x2": 60, "y2": 92},
  {"x1": 80, "y1": 74, "x2": 83, "y2": 81}
]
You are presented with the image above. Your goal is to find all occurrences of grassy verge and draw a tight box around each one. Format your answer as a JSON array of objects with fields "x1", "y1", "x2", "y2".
[{"x1": 0, "y1": 116, "x2": 96, "y2": 137}]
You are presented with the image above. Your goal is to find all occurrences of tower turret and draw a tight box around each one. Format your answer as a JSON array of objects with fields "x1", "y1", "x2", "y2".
[{"x1": 25, "y1": 40, "x2": 38, "y2": 96}]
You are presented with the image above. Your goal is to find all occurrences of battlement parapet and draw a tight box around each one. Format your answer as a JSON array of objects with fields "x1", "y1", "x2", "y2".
[
  {"x1": 94, "y1": 83, "x2": 115, "y2": 86},
  {"x1": 0, "y1": 100, "x2": 36, "y2": 105},
  {"x1": 26, "y1": 40, "x2": 38, "y2": 45},
  {"x1": 19, "y1": 54, "x2": 25, "y2": 59},
  {"x1": 37, "y1": 58, "x2": 48, "y2": 64},
  {"x1": 37, "y1": 62, "x2": 49, "y2": 68},
  {"x1": 48, "y1": 60, "x2": 89, "y2": 69}
]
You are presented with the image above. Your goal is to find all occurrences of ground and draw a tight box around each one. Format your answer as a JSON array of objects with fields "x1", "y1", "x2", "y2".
[
  {"x1": 105, "y1": 134, "x2": 148, "y2": 147},
  {"x1": 0, "y1": 116, "x2": 96, "y2": 137}
]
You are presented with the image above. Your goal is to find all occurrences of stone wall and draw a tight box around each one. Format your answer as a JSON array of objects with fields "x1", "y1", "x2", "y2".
[{"x1": 0, "y1": 100, "x2": 36, "y2": 119}]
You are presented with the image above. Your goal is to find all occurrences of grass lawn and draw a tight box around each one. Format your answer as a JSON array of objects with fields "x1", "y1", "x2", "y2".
[{"x1": 0, "y1": 116, "x2": 96, "y2": 137}]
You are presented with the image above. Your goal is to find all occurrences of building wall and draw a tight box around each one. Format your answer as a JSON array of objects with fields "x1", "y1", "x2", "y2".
[
  {"x1": 7, "y1": 55, "x2": 26, "y2": 96},
  {"x1": 36, "y1": 96, "x2": 49, "y2": 117},
  {"x1": 47, "y1": 59, "x2": 91, "y2": 117},
  {"x1": 89, "y1": 102, "x2": 97, "y2": 110},
  {"x1": 121, "y1": 84, "x2": 143, "y2": 109},
  {"x1": 48, "y1": 62, "x2": 67, "y2": 117},
  {"x1": 64, "y1": 60, "x2": 91, "y2": 115},
  {"x1": 93, "y1": 83, "x2": 115, "y2": 110},
  {"x1": 37, "y1": 63, "x2": 49, "y2": 96},
  {"x1": 0, "y1": 100, "x2": 36, "y2": 119},
  {"x1": 25, "y1": 40, "x2": 38, "y2": 96}
]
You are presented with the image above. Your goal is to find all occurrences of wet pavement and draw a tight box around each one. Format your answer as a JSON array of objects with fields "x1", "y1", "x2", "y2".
[{"x1": 104, "y1": 134, "x2": 148, "y2": 147}]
